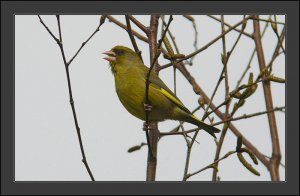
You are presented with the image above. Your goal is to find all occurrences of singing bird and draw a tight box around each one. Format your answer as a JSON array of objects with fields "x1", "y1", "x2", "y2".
[{"x1": 103, "y1": 46, "x2": 220, "y2": 138}]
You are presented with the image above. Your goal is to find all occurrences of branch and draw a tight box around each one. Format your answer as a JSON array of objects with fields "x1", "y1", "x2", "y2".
[
  {"x1": 68, "y1": 15, "x2": 106, "y2": 66},
  {"x1": 161, "y1": 106, "x2": 284, "y2": 137},
  {"x1": 266, "y1": 26, "x2": 286, "y2": 74},
  {"x1": 182, "y1": 15, "x2": 199, "y2": 65},
  {"x1": 106, "y1": 15, "x2": 149, "y2": 43},
  {"x1": 128, "y1": 15, "x2": 148, "y2": 34},
  {"x1": 159, "y1": 15, "x2": 252, "y2": 70},
  {"x1": 186, "y1": 151, "x2": 236, "y2": 180},
  {"x1": 38, "y1": 15, "x2": 96, "y2": 181},
  {"x1": 212, "y1": 15, "x2": 232, "y2": 181},
  {"x1": 213, "y1": 106, "x2": 285, "y2": 126},
  {"x1": 235, "y1": 15, "x2": 271, "y2": 89},
  {"x1": 250, "y1": 16, "x2": 285, "y2": 25},
  {"x1": 174, "y1": 62, "x2": 269, "y2": 167},
  {"x1": 161, "y1": 16, "x2": 180, "y2": 54},
  {"x1": 145, "y1": 15, "x2": 173, "y2": 181},
  {"x1": 253, "y1": 15, "x2": 281, "y2": 181},
  {"x1": 207, "y1": 15, "x2": 253, "y2": 38},
  {"x1": 125, "y1": 15, "x2": 143, "y2": 63}
]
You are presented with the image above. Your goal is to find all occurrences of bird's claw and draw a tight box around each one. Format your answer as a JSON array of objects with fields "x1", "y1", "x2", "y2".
[
  {"x1": 144, "y1": 103, "x2": 153, "y2": 111},
  {"x1": 143, "y1": 122, "x2": 150, "y2": 132}
]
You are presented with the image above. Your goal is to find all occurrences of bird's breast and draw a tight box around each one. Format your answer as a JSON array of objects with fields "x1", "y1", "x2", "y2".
[
  {"x1": 115, "y1": 75, "x2": 146, "y2": 120},
  {"x1": 113, "y1": 68, "x2": 173, "y2": 122}
]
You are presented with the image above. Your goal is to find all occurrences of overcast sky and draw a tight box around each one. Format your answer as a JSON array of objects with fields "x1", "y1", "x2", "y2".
[{"x1": 15, "y1": 15, "x2": 285, "y2": 181}]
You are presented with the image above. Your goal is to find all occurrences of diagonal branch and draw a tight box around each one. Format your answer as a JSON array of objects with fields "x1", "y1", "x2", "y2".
[
  {"x1": 68, "y1": 15, "x2": 106, "y2": 66},
  {"x1": 207, "y1": 15, "x2": 253, "y2": 38},
  {"x1": 175, "y1": 62, "x2": 269, "y2": 167},
  {"x1": 107, "y1": 15, "x2": 148, "y2": 43},
  {"x1": 160, "y1": 106, "x2": 284, "y2": 137},
  {"x1": 159, "y1": 15, "x2": 252, "y2": 70},
  {"x1": 125, "y1": 15, "x2": 143, "y2": 63},
  {"x1": 128, "y1": 15, "x2": 148, "y2": 34}
]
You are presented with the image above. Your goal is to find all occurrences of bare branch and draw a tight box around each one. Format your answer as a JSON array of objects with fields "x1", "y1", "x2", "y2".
[
  {"x1": 159, "y1": 15, "x2": 252, "y2": 70},
  {"x1": 174, "y1": 62, "x2": 269, "y2": 166},
  {"x1": 235, "y1": 15, "x2": 271, "y2": 89},
  {"x1": 250, "y1": 16, "x2": 285, "y2": 25},
  {"x1": 128, "y1": 15, "x2": 148, "y2": 34},
  {"x1": 107, "y1": 15, "x2": 149, "y2": 43},
  {"x1": 145, "y1": 15, "x2": 173, "y2": 181},
  {"x1": 207, "y1": 15, "x2": 253, "y2": 38},
  {"x1": 38, "y1": 15, "x2": 96, "y2": 181},
  {"x1": 253, "y1": 15, "x2": 281, "y2": 181},
  {"x1": 186, "y1": 151, "x2": 236, "y2": 180},
  {"x1": 68, "y1": 15, "x2": 106, "y2": 66},
  {"x1": 213, "y1": 106, "x2": 285, "y2": 126},
  {"x1": 125, "y1": 15, "x2": 143, "y2": 63}
]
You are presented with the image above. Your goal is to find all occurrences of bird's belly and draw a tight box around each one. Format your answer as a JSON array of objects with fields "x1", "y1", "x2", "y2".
[
  {"x1": 117, "y1": 87, "x2": 145, "y2": 120},
  {"x1": 115, "y1": 78, "x2": 171, "y2": 121}
]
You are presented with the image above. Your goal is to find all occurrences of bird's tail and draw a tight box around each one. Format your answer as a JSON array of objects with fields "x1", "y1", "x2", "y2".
[{"x1": 186, "y1": 114, "x2": 220, "y2": 138}]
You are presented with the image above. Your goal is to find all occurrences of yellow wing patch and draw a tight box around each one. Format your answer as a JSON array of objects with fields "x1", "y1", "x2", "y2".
[{"x1": 160, "y1": 88, "x2": 190, "y2": 114}]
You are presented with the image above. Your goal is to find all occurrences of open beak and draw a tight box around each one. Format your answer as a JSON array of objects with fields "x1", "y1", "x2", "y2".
[{"x1": 102, "y1": 50, "x2": 116, "y2": 62}]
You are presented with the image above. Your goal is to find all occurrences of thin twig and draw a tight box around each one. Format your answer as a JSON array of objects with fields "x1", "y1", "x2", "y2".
[
  {"x1": 204, "y1": 16, "x2": 247, "y2": 121},
  {"x1": 204, "y1": 77, "x2": 266, "y2": 120},
  {"x1": 273, "y1": 28, "x2": 286, "y2": 55},
  {"x1": 128, "y1": 15, "x2": 148, "y2": 34},
  {"x1": 38, "y1": 15, "x2": 59, "y2": 43},
  {"x1": 186, "y1": 151, "x2": 236, "y2": 180},
  {"x1": 68, "y1": 15, "x2": 106, "y2": 66},
  {"x1": 212, "y1": 106, "x2": 285, "y2": 126},
  {"x1": 212, "y1": 15, "x2": 232, "y2": 180},
  {"x1": 125, "y1": 15, "x2": 143, "y2": 63},
  {"x1": 235, "y1": 15, "x2": 271, "y2": 89},
  {"x1": 183, "y1": 146, "x2": 192, "y2": 181},
  {"x1": 38, "y1": 15, "x2": 96, "y2": 181},
  {"x1": 182, "y1": 15, "x2": 199, "y2": 65},
  {"x1": 161, "y1": 106, "x2": 284, "y2": 137},
  {"x1": 221, "y1": 15, "x2": 230, "y2": 115},
  {"x1": 202, "y1": 68, "x2": 225, "y2": 119},
  {"x1": 159, "y1": 15, "x2": 252, "y2": 70},
  {"x1": 161, "y1": 16, "x2": 180, "y2": 54},
  {"x1": 174, "y1": 62, "x2": 269, "y2": 166},
  {"x1": 266, "y1": 26, "x2": 286, "y2": 74},
  {"x1": 207, "y1": 15, "x2": 253, "y2": 38},
  {"x1": 161, "y1": 16, "x2": 178, "y2": 94},
  {"x1": 107, "y1": 15, "x2": 149, "y2": 43},
  {"x1": 160, "y1": 128, "x2": 199, "y2": 136},
  {"x1": 250, "y1": 16, "x2": 285, "y2": 25},
  {"x1": 271, "y1": 15, "x2": 285, "y2": 55}
]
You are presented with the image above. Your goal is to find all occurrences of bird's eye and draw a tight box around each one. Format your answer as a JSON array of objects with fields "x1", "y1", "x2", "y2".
[{"x1": 115, "y1": 50, "x2": 124, "y2": 56}]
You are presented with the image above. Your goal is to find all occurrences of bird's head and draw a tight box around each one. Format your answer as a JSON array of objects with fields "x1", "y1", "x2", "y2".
[{"x1": 103, "y1": 46, "x2": 142, "y2": 73}]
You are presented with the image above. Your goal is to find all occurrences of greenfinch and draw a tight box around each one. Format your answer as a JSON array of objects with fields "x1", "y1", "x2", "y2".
[{"x1": 103, "y1": 46, "x2": 220, "y2": 138}]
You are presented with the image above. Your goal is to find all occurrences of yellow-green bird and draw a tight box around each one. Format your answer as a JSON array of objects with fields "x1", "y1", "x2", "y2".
[{"x1": 103, "y1": 46, "x2": 220, "y2": 138}]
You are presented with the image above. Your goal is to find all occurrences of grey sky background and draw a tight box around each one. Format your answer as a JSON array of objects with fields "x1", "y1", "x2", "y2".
[{"x1": 15, "y1": 15, "x2": 285, "y2": 181}]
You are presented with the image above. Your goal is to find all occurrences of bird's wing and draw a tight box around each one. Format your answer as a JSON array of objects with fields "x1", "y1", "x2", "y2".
[{"x1": 144, "y1": 68, "x2": 192, "y2": 114}]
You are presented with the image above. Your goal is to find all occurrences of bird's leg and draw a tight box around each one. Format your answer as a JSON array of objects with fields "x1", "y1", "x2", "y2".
[
  {"x1": 143, "y1": 103, "x2": 153, "y2": 131},
  {"x1": 143, "y1": 122, "x2": 150, "y2": 131}
]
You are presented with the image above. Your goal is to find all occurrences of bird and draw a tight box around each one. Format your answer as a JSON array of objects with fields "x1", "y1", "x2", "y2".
[{"x1": 103, "y1": 45, "x2": 220, "y2": 138}]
